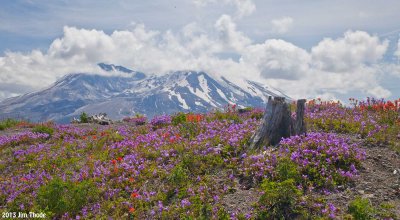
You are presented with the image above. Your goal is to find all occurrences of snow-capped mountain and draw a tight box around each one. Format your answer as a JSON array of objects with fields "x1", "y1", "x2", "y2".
[{"x1": 0, "y1": 63, "x2": 289, "y2": 123}]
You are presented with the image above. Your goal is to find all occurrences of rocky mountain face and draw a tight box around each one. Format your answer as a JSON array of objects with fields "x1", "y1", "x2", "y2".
[{"x1": 0, "y1": 63, "x2": 289, "y2": 123}]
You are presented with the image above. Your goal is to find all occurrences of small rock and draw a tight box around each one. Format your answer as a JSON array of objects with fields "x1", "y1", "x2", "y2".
[
  {"x1": 358, "y1": 190, "x2": 365, "y2": 194},
  {"x1": 363, "y1": 194, "x2": 374, "y2": 198},
  {"x1": 394, "y1": 169, "x2": 398, "y2": 175}
]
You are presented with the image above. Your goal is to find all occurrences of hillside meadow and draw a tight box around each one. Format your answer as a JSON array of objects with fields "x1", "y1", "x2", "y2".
[{"x1": 0, "y1": 98, "x2": 399, "y2": 219}]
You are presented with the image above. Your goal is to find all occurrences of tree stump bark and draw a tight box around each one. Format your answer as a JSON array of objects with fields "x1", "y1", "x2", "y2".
[
  {"x1": 293, "y1": 99, "x2": 306, "y2": 136},
  {"x1": 249, "y1": 97, "x2": 306, "y2": 149}
]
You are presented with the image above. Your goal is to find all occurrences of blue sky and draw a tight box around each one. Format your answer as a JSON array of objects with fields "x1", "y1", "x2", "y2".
[{"x1": 0, "y1": 0, "x2": 399, "y2": 101}]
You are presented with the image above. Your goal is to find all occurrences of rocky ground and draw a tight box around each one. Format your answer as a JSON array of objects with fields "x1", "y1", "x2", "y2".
[{"x1": 326, "y1": 142, "x2": 400, "y2": 217}]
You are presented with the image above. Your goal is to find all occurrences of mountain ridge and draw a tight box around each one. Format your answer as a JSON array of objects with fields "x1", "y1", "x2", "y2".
[{"x1": 0, "y1": 63, "x2": 289, "y2": 123}]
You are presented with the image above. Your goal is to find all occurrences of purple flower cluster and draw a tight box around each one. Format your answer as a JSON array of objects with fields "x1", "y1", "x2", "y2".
[
  {"x1": 0, "y1": 131, "x2": 49, "y2": 148},
  {"x1": 280, "y1": 132, "x2": 366, "y2": 189},
  {"x1": 150, "y1": 115, "x2": 172, "y2": 127},
  {"x1": 123, "y1": 116, "x2": 148, "y2": 125},
  {"x1": 306, "y1": 99, "x2": 399, "y2": 145},
  {"x1": 241, "y1": 132, "x2": 366, "y2": 192}
]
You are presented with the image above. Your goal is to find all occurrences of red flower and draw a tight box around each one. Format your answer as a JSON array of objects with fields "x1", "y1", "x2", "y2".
[
  {"x1": 162, "y1": 132, "x2": 170, "y2": 138},
  {"x1": 111, "y1": 159, "x2": 117, "y2": 165},
  {"x1": 129, "y1": 207, "x2": 135, "y2": 213},
  {"x1": 117, "y1": 157, "x2": 123, "y2": 162},
  {"x1": 186, "y1": 114, "x2": 194, "y2": 122},
  {"x1": 129, "y1": 177, "x2": 135, "y2": 183},
  {"x1": 131, "y1": 192, "x2": 139, "y2": 198},
  {"x1": 196, "y1": 114, "x2": 201, "y2": 122}
]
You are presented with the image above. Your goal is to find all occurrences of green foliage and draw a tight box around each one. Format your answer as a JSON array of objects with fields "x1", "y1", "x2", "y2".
[
  {"x1": 168, "y1": 164, "x2": 189, "y2": 186},
  {"x1": 217, "y1": 208, "x2": 230, "y2": 220},
  {"x1": 172, "y1": 112, "x2": 187, "y2": 126},
  {"x1": 36, "y1": 178, "x2": 99, "y2": 218},
  {"x1": 275, "y1": 158, "x2": 301, "y2": 182},
  {"x1": 209, "y1": 109, "x2": 241, "y2": 123},
  {"x1": 249, "y1": 110, "x2": 264, "y2": 120},
  {"x1": 32, "y1": 124, "x2": 54, "y2": 136},
  {"x1": 80, "y1": 112, "x2": 89, "y2": 123},
  {"x1": 0, "y1": 118, "x2": 19, "y2": 130},
  {"x1": 257, "y1": 179, "x2": 302, "y2": 219},
  {"x1": 377, "y1": 202, "x2": 397, "y2": 219},
  {"x1": 186, "y1": 196, "x2": 213, "y2": 219},
  {"x1": 181, "y1": 152, "x2": 223, "y2": 175},
  {"x1": 347, "y1": 197, "x2": 375, "y2": 220},
  {"x1": 178, "y1": 122, "x2": 202, "y2": 139}
]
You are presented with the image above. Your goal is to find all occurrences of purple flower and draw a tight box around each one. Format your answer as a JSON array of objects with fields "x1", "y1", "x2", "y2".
[
  {"x1": 213, "y1": 195, "x2": 219, "y2": 202},
  {"x1": 181, "y1": 198, "x2": 191, "y2": 207}
]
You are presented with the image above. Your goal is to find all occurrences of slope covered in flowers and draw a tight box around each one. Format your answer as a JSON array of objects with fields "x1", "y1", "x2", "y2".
[{"x1": 0, "y1": 99, "x2": 399, "y2": 219}]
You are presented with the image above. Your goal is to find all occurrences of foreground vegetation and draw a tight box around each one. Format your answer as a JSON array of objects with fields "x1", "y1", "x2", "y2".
[{"x1": 0, "y1": 98, "x2": 399, "y2": 219}]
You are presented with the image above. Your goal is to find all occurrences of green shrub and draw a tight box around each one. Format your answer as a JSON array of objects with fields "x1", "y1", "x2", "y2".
[
  {"x1": 32, "y1": 124, "x2": 54, "y2": 136},
  {"x1": 80, "y1": 112, "x2": 89, "y2": 123},
  {"x1": 36, "y1": 178, "x2": 99, "y2": 218},
  {"x1": 210, "y1": 109, "x2": 241, "y2": 123},
  {"x1": 347, "y1": 197, "x2": 375, "y2": 220},
  {"x1": 0, "y1": 118, "x2": 19, "y2": 130},
  {"x1": 168, "y1": 164, "x2": 189, "y2": 186},
  {"x1": 249, "y1": 110, "x2": 264, "y2": 120},
  {"x1": 172, "y1": 112, "x2": 187, "y2": 125},
  {"x1": 178, "y1": 122, "x2": 201, "y2": 139},
  {"x1": 276, "y1": 158, "x2": 301, "y2": 182},
  {"x1": 377, "y1": 202, "x2": 397, "y2": 219},
  {"x1": 257, "y1": 179, "x2": 302, "y2": 219}
]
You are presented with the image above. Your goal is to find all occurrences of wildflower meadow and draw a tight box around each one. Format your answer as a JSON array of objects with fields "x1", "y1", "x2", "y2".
[{"x1": 0, "y1": 99, "x2": 399, "y2": 219}]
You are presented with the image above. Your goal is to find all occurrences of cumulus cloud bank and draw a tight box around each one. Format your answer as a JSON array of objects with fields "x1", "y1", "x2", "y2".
[
  {"x1": 0, "y1": 3, "x2": 397, "y2": 101},
  {"x1": 311, "y1": 31, "x2": 388, "y2": 72}
]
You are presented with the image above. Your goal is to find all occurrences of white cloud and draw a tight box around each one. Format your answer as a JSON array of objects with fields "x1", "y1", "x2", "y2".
[
  {"x1": 311, "y1": 31, "x2": 388, "y2": 72},
  {"x1": 241, "y1": 39, "x2": 310, "y2": 79},
  {"x1": 242, "y1": 31, "x2": 392, "y2": 99},
  {"x1": 193, "y1": 0, "x2": 255, "y2": 18},
  {"x1": 215, "y1": 15, "x2": 251, "y2": 52},
  {"x1": 192, "y1": 0, "x2": 213, "y2": 7},
  {"x1": 229, "y1": 0, "x2": 256, "y2": 18},
  {"x1": 395, "y1": 37, "x2": 400, "y2": 60},
  {"x1": 367, "y1": 86, "x2": 392, "y2": 98},
  {"x1": 271, "y1": 17, "x2": 293, "y2": 34}
]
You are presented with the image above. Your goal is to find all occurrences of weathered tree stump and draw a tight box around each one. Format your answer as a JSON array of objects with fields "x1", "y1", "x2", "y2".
[
  {"x1": 292, "y1": 99, "x2": 307, "y2": 136},
  {"x1": 249, "y1": 97, "x2": 306, "y2": 149}
]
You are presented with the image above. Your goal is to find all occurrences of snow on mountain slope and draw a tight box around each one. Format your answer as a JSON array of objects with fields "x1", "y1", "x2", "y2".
[{"x1": 0, "y1": 64, "x2": 289, "y2": 123}]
